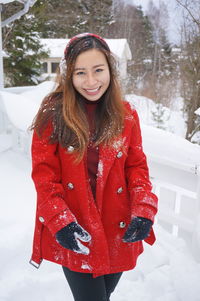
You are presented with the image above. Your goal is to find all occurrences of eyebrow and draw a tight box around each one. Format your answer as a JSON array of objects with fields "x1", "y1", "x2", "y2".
[{"x1": 74, "y1": 64, "x2": 105, "y2": 71}]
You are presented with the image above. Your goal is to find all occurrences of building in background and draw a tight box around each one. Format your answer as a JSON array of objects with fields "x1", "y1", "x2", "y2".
[{"x1": 40, "y1": 38, "x2": 132, "y2": 81}]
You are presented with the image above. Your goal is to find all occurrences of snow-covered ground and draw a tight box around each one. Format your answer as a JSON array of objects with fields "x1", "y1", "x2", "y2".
[
  {"x1": 125, "y1": 94, "x2": 186, "y2": 138},
  {"x1": 0, "y1": 81, "x2": 200, "y2": 300},
  {"x1": 0, "y1": 149, "x2": 200, "y2": 301}
]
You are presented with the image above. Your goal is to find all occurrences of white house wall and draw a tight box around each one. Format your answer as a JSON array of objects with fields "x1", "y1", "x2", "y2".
[{"x1": 40, "y1": 38, "x2": 132, "y2": 79}]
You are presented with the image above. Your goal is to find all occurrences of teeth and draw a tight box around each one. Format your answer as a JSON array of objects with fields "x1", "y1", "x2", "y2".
[{"x1": 85, "y1": 88, "x2": 99, "y2": 92}]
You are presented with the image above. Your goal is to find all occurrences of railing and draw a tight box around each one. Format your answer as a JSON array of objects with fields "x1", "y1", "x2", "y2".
[{"x1": 151, "y1": 173, "x2": 200, "y2": 261}]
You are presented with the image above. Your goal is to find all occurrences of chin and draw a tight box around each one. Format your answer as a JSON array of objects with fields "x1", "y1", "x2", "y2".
[{"x1": 82, "y1": 92, "x2": 103, "y2": 102}]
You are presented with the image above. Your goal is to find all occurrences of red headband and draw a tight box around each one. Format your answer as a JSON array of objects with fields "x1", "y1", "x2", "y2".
[{"x1": 64, "y1": 33, "x2": 110, "y2": 56}]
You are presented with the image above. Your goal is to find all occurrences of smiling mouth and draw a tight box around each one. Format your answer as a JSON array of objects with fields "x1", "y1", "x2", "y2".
[
  {"x1": 84, "y1": 87, "x2": 101, "y2": 94},
  {"x1": 84, "y1": 86, "x2": 101, "y2": 95}
]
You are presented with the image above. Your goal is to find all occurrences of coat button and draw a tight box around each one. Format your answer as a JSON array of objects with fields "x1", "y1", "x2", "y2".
[
  {"x1": 117, "y1": 187, "x2": 123, "y2": 194},
  {"x1": 67, "y1": 182, "x2": 74, "y2": 190},
  {"x1": 117, "y1": 151, "x2": 123, "y2": 158},
  {"x1": 67, "y1": 146, "x2": 74, "y2": 153},
  {"x1": 39, "y1": 216, "x2": 45, "y2": 223},
  {"x1": 119, "y1": 221, "x2": 126, "y2": 228}
]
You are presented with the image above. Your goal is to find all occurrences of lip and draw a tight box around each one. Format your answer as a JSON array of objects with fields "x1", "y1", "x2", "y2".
[{"x1": 84, "y1": 86, "x2": 101, "y2": 96}]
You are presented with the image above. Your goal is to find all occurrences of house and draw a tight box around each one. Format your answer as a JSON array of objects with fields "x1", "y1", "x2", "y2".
[{"x1": 40, "y1": 38, "x2": 132, "y2": 80}]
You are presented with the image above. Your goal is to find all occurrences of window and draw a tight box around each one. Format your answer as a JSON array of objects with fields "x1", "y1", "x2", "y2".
[
  {"x1": 51, "y1": 62, "x2": 59, "y2": 73},
  {"x1": 42, "y1": 62, "x2": 47, "y2": 73}
]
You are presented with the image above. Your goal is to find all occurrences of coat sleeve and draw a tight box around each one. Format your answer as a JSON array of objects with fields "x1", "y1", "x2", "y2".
[
  {"x1": 125, "y1": 108, "x2": 158, "y2": 223},
  {"x1": 31, "y1": 124, "x2": 76, "y2": 235}
]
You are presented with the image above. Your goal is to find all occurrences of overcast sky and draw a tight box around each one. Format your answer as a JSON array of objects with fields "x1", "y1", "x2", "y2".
[{"x1": 128, "y1": 0, "x2": 183, "y2": 44}]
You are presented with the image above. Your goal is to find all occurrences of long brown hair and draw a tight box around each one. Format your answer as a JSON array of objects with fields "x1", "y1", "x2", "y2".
[{"x1": 30, "y1": 33, "x2": 126, "y2": 162}]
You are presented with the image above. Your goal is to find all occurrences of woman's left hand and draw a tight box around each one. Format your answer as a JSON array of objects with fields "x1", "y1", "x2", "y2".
[{"x1": 122, "y1": 216, "x2": 153, "y2": 243}]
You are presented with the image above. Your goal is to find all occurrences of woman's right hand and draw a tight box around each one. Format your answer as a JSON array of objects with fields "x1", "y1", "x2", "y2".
[{"x1": 56, "y1": 222, "x2": 91, "y2": 255}]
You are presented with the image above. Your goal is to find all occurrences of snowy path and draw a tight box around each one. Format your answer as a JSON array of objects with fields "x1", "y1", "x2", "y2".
[{"x1": 0, "y1": 150, "x2": 200, "y2": 301}]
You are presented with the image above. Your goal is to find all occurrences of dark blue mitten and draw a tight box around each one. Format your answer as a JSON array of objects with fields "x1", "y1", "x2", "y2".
[
  {"x1": 56, "y1": 222, "x2": 91, "y2": 255},
  {"x1": 123, "y1": 217, "x2": 153, "y2": 243}
]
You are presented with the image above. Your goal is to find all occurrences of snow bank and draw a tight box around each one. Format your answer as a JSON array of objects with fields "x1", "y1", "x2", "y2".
[
  {"x1": 0, "y1": 81, "x2": 55, "y2": 131},
  {"x1": 0, "y1": 91, "x2": 39, "y2": 131},
  {"x1": 125, "y1": 94, "x2": 186, "y2": 137},
  {"x1": 141, "y1": 123, "x2": 200, "y2": 170},
  {"x1": 125, "y1": 94, "x2": 200, "y2": 170}
]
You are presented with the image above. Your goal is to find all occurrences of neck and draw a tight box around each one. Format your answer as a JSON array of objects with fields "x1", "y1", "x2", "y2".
[{"x1": 77, "y1": 93, "x2": 104, "y2": 105}]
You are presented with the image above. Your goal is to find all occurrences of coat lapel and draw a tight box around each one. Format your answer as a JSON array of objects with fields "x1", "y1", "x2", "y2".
[
  {"x1": 95, "y1": 144, "x2": 116, "y2": 213},
  {"x1": 95, "y1": 134, "x2": 126, "y2": 213}
]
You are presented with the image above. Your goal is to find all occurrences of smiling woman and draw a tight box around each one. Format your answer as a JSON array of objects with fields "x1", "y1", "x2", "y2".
[
  {"x1": 29, "y1": 33, "x2": 158, "y2": 301},
  {"x1": 72, "y1": 49, "x2": 110, "y2": 101}
]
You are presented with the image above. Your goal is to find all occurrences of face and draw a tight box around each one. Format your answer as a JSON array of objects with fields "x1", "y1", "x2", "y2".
[{"x1": 72, "y1": 49, "x2": 110, "y2": 101}]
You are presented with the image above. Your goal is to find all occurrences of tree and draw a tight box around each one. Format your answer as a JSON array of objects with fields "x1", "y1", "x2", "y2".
[
  {"x1": 2, "y1": 1, "x2": 48, "y2": 86},
  {"x1": 33, "y1": 0, "x2": 113, "y2": 38},
  {"x1": 146, "y1": 0, "x2": 178, "y2": 104},
  {"x1": 151, "y1": 103, "x2": 169, "y2": 130},
  {"x1": 107, "y1": 0, "x2": 155, "y2": 94},
  {"x1": 2, "y1": 0, "x2": 113, "y2": 86},
  {"x1": 176, "y1": 0, "x2": 200, "y2": 142}
]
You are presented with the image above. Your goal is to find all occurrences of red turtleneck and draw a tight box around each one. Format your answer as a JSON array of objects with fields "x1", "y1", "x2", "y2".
[{"x1": 83, "y1": 98, "x2": 101, "y2": 200}]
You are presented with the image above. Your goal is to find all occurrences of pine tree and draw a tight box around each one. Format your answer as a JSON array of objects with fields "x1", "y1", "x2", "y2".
[
  {"x1": 2, "y1": 1, "x2": 48, "y2": 86},
  {"x1": 107, "y1": 1, "x2": 155, "y2": 94},
  {"x1": 146, "y1": 0, "x2": 178, "y2": 105},
  {"x1": 33, "y1": 0, "x2": 113, "y2": 38},
  {"x1": 151, "y1": 103, "x2": 167, "y2": 130}
]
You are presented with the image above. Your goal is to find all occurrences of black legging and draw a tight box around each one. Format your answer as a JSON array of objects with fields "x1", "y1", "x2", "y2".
[{"x1": 62, "y1": 266, "x2": 123, "y2": 301}]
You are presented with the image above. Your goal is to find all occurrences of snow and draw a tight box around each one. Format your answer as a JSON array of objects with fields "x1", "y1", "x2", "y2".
[
  {"x1": 0, "y1": 0, "x2": 16, "y2": 3},
  {"x1": 0, "y1": 81, "x2": 56, "y2": 131},
  {"x1": 0, "y1": 90, "x2": 39, "y2": 131},
  {"x1": 195, "y1": 107, "x2": 200, "y2": 116},
  {"x1": 97, "y1": 160, "x2": 103, "y2": 177},
  {"x1": 125, "y1": 95, "x2": 200, "y2": 171},
  {"x1": 125, "y1": 94, "x2": 186, "y2": 137},
  {"x1": 0, "y1": 150, "x2": 199, "y2": 301},
  {"x1": 141, "y1": 124, "x2": 200, "y2": 171},
  {"x1": 0, "y1": 133, "x2": 11, "y2": 152},
  {"x1": 0, "y1": 82, "x2": 200, "y2": 300}
]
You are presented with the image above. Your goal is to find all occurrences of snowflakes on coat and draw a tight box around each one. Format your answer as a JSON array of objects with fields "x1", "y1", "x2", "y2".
[
  {"x1": 131, "y1": 178, "x2": 152, "y2": 191},
  {"x1": 81, "y1": 261, "x2": 92, "y2": 271},
  {"x1": 53, "y1": 249, "x2": 65, "y2": 262},
  {"x1": 124, "y1": 114, "x2": 134, "y2": 121},
  {"x1": 97, "y1": 160, "x2": 103, "y2": 178},
  {"x1": 133, "y1": 186, "x2": 145, "y2": 193},
  {"x1": 140, "y1": 194, "x2": 157, "y2": 207},
  {"x1": 124, "y1": 99, "x2": 136, "y2": 111},
  {"x1": 112, "y1": 137, "x2": 127, "y2": 151},
  {"x1": 135, "y1": 145, "x2": 142, "y2": 151},
  {"x1": 57, "y1": 210, "x2": 68, "y2": 221}
]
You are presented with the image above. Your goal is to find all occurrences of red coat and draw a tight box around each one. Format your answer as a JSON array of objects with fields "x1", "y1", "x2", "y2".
[{"x1": 30, "y1": 103, "x2": 158, "y2": 277}]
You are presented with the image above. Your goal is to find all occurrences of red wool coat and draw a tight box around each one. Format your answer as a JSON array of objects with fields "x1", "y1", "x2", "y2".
[{"x1": 30, "y1": 103, "x2": 158, "y2": 277}]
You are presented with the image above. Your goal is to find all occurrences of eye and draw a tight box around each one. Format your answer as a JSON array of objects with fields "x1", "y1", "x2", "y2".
[
  {"x1": 96, "y1": 68, "x2": 104, "y2": 73},
  {"x1": 76, "y1": 71, "x2": 85, "y2": 76}
]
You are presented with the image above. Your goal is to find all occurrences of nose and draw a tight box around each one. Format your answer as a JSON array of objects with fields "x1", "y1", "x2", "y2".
[{"x1": 85, "y1": 72, "x2": 98, "y2": 87}]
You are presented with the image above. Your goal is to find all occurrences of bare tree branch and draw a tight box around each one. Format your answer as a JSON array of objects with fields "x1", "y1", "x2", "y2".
[{"x1": 175, "y1": 0, "x2": 200, "y2": 27}]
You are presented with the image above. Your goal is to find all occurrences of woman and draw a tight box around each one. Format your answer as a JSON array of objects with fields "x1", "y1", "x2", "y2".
[{"x1": 29, "y1": 33, "x2": 158, "y2": 301}]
